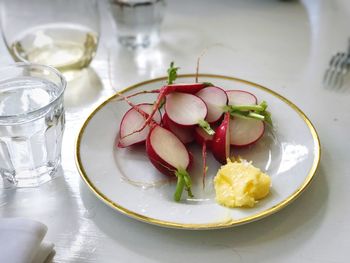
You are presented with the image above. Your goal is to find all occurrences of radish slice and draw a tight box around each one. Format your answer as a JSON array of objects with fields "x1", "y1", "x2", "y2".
[
  {"x1": 146, "y1": 125, "x2": 193, "y2": 201},
  {"x1": 118, "y1": 104, "x2": 161, "y2": 148},
  {"x1": 146, "y1": 126, "x2": 190, "y2": 175},
  {"x1": 162, "y1": 113, "x2": 195, "y2": 144},
  {"x1": 211, "y1": 112, "x2": 231, "y2": 164},
  {"x1": 120, "y1": 83, "x2": 211, "y2": 138},
  {"x1": 165, "y1": 92, "x2": 207, "y2": 126},
  {"x1": 229, "y1": 117, "x2": 265, "y2": 146},
  {"x1": 119, "y1": 62, "x2": 212, "y2": 138},
  {"x1": 227, "y1": 90, "x2": 257, "y2": 105},
  {"x1": 196, "y1": 86, "x2": 228, "y2": 123}
]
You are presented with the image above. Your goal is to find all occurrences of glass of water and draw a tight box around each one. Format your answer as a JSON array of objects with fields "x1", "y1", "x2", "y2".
[
  {"x1": 0, "y1": 0, "x2": 100, "y2": 72},
  {"x1": 0, "y1": 63, "x2": 66, "y2": 188},
  {"x1": 109, "y1": 0, "x2": 166, "y2": 49}
]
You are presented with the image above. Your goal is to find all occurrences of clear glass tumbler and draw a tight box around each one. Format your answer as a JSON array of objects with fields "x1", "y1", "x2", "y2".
[
  {"x1": 0, "y1": 0, "x2": 100, "y2": 72},
  {"x1": 0, "y1": 63, "x2": 66, "y2": 188},
  {"x1": 109, "y1": 0, "x2": 166, "y2": 49}
]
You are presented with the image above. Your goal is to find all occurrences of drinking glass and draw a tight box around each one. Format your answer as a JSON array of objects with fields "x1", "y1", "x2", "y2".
[
  {"x1": 0, "y1": 0, "x2": 100, "y2": 72},
  {"x1": 0, "y1": 63, "x2": 66, "y2": 188},
  {"x1": 109, "y1": 0, "x2": 166, "y2": 49}
]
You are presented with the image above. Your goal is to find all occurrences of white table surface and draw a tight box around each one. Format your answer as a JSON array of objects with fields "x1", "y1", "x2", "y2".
[{"x1": 1, "y1": 0, "x2": 350, "y2": 262}]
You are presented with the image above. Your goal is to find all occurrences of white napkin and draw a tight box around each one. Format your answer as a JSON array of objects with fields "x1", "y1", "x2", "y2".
[{"x1": 0, "y1": 218, "x2": 55, "y2": 263}]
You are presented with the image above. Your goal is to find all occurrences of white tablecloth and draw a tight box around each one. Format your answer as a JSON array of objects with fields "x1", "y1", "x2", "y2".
[{"x1": 1, "y1": 0, "x2": 349, "y2": 262}]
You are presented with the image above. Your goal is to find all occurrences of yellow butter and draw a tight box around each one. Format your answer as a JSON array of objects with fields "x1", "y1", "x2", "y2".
[{"x1": 214, "y1": 159, "x2": 271, "y2": 208}]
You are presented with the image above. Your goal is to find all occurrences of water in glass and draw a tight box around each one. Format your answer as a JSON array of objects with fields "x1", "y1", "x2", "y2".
[{"x1": 0, "y1": 73, "x2": 65, "y2": 188}]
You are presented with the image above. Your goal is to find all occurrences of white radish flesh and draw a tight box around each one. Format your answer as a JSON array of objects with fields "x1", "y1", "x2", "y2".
[
  {"x1": 147, "y1": 126, "x2": 190, "y2": 172},
  {"x1": 196, "y1": 86, "x2": 228, "y2": 123},
  {"x1": 118, "y1": 104, "x2": 161, "y2": 148},
  {"x1": 229, "y1": 117, "x2": 265, "y2": 146},
  {"x1": 227, "y1": 90, "x2": 257, "y2": 105},
  {"x1": 165, "y1": 92, "x2": 207, "y2": 126},
  {"x1": 146, "y1": 125, "x2": 193, "y2": 201}
]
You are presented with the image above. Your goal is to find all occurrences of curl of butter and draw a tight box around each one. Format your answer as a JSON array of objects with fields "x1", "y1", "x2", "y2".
[{"x1": 214, "y1": 159, "x2": 271, "y2": 208}]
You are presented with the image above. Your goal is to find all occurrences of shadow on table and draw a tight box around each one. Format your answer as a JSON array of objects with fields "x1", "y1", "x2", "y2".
[
  {"x1": 79, "y1": 164, "x2": 328, "y2": 262},
  {"x1": 63, "y1": 67, "x2": 103, "y2": 120},
  {"x1": 0, "y1": 166, "x2": 77, "y2": 217}
]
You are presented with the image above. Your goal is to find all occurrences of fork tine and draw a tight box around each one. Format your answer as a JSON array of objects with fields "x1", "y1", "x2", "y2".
[
  {"x1": 340, "y1": 55, "x2": 350, "y2": 75},
  {"x1": 323, "y1": 53, "x2": 343, "y2": 87},
  {"x1": 337, "y1": 55, "x2": 350, "y2": 89},
  {"x1": 331, "y1": 71, "x2": 342, "y2": 89},
  {"x1": 323, "y1": 38, "x2": 350, "y2": 90},
  {"x1": 330, "y1": 52, "x2": 342, "y2": 66},
  {"x1": 329, "y1": 53, "x2": 348, "y2": 89},
  {"x1": 328, "y1": 53, "x2": 346, "y2": 88}
]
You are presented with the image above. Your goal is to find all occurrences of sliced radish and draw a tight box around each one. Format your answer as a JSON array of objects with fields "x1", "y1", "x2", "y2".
[
  {"x1": 211, "y1": 112, "x2": 231, "y2": 164},
  {"x1": 117, "y1": 98, "x2": 193, "y2": 201},
  {"x1": 147, "y1": 126, "x2": 190, "y2": 175},
  {"x1": 119, "y1": 62, "x2": 213, "y2": 138},
  {"x1": 229, "y1": 117, "x2": 265, "y2": 146},
  {"x1": 118, "y1": 104, "x2": 161, "y2": 148},
  {"x1": 146, "y1": 125, "x2": 193, "y2": 201},
  {"x1": 162, "y1": 113, "x2": 195, "y2": 144},
  {"x1": 196, "y1": 86, "x2": 228, "y2": 123},
  {"x1": 165, "y1": 92, "x2": 215, "y2": 136},
  {"x1": 120, "y1": 83, "x2": 211, "y2": 138},
  {"x1": 165, "y1": 92, "x2": 207, "y2": 126},
  {"x1": 227, "y1": 90, "x2": 257, "y2": 105}
]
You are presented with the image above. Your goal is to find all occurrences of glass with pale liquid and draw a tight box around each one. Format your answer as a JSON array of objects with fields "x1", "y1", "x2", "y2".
[
  {"x1": 109, "y1": 0, "x2": 166, "y2": 49},
  {"x1": 0, "y1": 63, "x2": 66, "y2": 188},
  {"x1": 1, "y1": 0, "x2": 99, "y2": 71}
]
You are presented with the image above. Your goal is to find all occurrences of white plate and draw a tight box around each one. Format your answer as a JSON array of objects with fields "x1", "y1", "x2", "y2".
[{"x1": 75, "y1": 74, "x2": 320, "y2": 230}]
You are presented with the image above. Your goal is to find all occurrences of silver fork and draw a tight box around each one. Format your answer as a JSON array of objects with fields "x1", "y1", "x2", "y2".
[{"x1": 323, "y1": 39, "x2": 350, "y2": 89}]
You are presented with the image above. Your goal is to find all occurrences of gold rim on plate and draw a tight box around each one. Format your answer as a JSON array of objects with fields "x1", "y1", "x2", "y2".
[{"x1": 75, "y1": 74, "x2": 321, "y2": 230}]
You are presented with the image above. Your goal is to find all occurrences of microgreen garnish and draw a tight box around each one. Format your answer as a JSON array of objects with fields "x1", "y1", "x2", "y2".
[{"x1": 167, "y1": 62, "x2": 179, "y2": 85}]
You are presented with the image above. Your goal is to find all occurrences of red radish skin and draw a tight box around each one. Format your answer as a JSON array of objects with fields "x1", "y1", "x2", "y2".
[
  {"x1": 230, "y1": 117, "x2": 265, "y2": 147},
  {"x1": 226, "y1": 90, "x2": 257, "y2": 105},
  {"x1": 118, "y1": 104, "x2": 162, "y2": 148},
  {"x1": 211, "y1": 112, "x2": 231, "y2": 164},
  {"x1": 167, "y1": 83, "x2": 210, "y2": 94},
  {"x1": 196, "y1": 86, "x2": 228, "y2": 123},
  {"x1": 162, "y1": 113, "x2": 195, "y2": 144}
]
